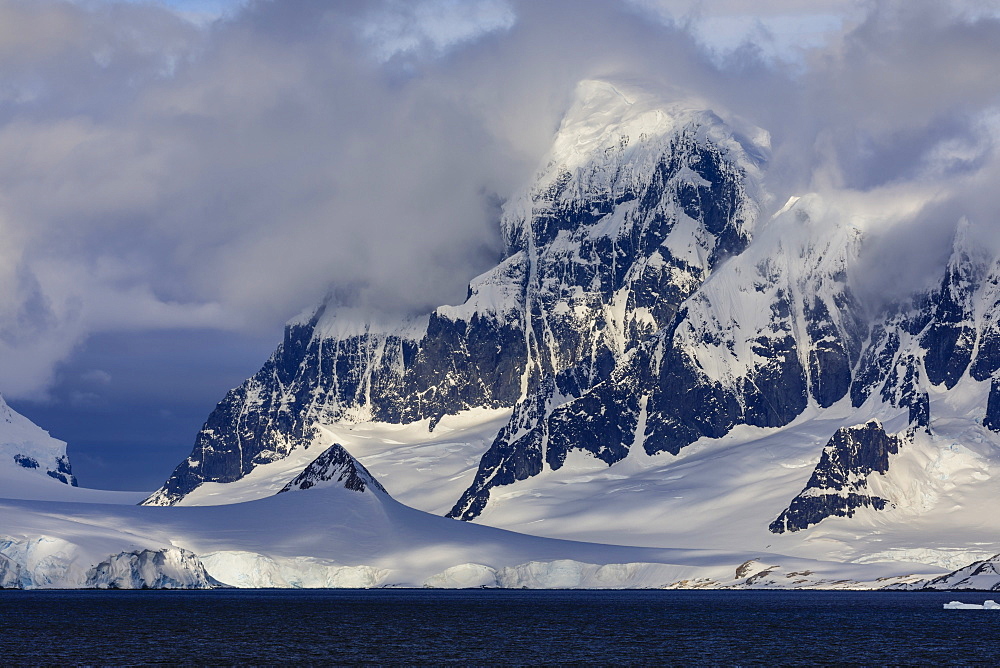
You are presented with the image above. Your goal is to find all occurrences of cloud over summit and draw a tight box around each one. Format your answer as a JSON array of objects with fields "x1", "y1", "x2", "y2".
[{"x1": 0, "y1": 0, "x2": 999, "y2": 399}]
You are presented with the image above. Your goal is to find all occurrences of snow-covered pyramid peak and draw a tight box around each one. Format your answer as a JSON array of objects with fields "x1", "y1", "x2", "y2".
[
  {"x1": 278, "y1": 443, "x2": 387, "y2": 495},
  {"x1": 943, "y1": 218, "x2": 993, "y2": 295},
  {"x1": 549, "y1": 80, "x2": 682, "y2": 167},
  {"x1": 0, "y1": 393, "x2": 76, "y2": 488}
]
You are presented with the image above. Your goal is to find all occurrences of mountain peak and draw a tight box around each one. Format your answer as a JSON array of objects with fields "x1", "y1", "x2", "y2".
[
  {"x1": 278, "y1": 443, "x2": 387, "y2": 495},
  {"x1": 549, "y1": 79, "x2": 769, "y2": 173},
  {"x1": 0, "y1": 393, "x2": 77, "y2": 487}
]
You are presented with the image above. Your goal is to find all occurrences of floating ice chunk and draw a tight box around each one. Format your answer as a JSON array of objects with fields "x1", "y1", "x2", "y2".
[{"x1": 943, "y1": 600, "x2": 1000, "y2": 609}]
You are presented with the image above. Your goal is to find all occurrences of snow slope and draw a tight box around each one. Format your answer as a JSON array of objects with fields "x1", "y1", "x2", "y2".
[
  {"x1": 0, "y1": 397, "x2": 947, "y2": 590},
  {"x1": 0, "y1": 393, "x2": 77, "y2": 490},
  {"x1": 0, "y1": 476, "x2": 941, "y2": 590}
]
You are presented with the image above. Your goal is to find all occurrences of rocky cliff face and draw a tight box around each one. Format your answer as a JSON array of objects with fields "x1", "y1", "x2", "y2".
[
  {"x1": 144, "y1": 80, "x2": 767, "y2": 506},
  {"x1": 769, "y1": 421, "x2": 905, "y2": 533},
  {"x1": 450, "y1": 193, "x2": 868, "y2": 519},
  {"x1": 851, "y1": 220, "x2": 995, "y2": 428}
]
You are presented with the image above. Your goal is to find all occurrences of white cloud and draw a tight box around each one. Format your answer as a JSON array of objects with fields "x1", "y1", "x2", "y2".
[
  {"x1": 0, "y1": 0, "x2": 999, "y2": 400},
  {"x1": 360, "y1": 0, "x2": 516, "y2": 61}
]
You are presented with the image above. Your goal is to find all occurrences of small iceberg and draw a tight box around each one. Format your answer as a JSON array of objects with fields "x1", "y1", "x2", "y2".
[{"x1": 943, "y1": 600, "x2": 1000, "y2": 610}]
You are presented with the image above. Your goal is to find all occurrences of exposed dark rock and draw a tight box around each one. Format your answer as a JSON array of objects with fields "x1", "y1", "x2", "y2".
[
  {"x1": 46, "y1": 455, "x2": 77, "y2": 486},
  {"x1": 805, "y1": 295, "x2": 861, "y2": 408},
  {"x1": 985, "y1": 377, "x2": 1000, "y2": 432},
  {"x1": 642, "y1": 340, "x2": 742, "y2": 456},
  {"x1": 279, "y1": 443, "x2": 386, "y2": 495},
  {"x1": 770, "y1": 421, "x2": 903, "y2": 533},
  {"x1": 13, "y1": 454, "x2": 38, "y2": 469},
  {"x1": 448, "y1": 379, "x2": 555, "y2": 521},
  {"x1": 971, "y1": 281, "x2": 1000, "y2": 382}
]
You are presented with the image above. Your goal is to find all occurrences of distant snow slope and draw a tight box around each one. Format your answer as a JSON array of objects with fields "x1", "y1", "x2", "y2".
[
  {"x1": 0, "y1": 393, "x2": 77, "y2": 489},
  {"x1": 0, "y1": 473, "x2": 941, "y2": 590},
  {"x1": 0, "y1": 393, "x2": 146, "y2": 505}
]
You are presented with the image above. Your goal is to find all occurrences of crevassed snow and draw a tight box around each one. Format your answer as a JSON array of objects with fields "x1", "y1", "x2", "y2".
[{"x1": 86, "y1": 548, "x2": 217, "y2": 590}]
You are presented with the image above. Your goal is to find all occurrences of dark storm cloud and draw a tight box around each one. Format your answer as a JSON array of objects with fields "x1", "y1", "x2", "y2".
[{"x1": 1, "y1": 0, "x2": 1000, "y2": 399}]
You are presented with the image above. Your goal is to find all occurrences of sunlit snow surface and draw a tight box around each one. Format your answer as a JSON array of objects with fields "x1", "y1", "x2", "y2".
[
  {"x1": 4, "y1": 370, "x2": 1000, "y2": 589},
  {"x1": 176, "y1": 407, "x2": 511, "y2": 513},
  {"x1": 0, "y1": 476, "x2": 935, "y2": 590}
]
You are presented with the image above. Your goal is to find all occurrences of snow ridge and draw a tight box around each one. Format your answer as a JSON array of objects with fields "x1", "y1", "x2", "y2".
[{"x1": 0, "y1": 394, "x2": 76, "y2": 488}]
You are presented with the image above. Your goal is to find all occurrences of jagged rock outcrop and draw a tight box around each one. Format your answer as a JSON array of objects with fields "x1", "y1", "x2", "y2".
[
  {"x1": 451, "y1": 194, "x2": 868, "y2": 519},
  {"x1": 851, "y1": 221, "x2": 994, "y2": 429},
  {"x1": 278, "y1": 443, "x2": 386, "y2": 494},
  {"x1": 769, "y1": 421, "x2": 904, "y2": 533}
]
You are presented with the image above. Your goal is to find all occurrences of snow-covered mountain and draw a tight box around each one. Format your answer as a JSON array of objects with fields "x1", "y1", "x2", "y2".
[
  {"x1": 144, "y1": 79, "x2": 769, "y2": 506},
  {"x1": 4, "y1": 77, "x2": 997, "y2": 588},
  {"x1": 0, "y1": 393, "x2": 76, "y2": 491}
]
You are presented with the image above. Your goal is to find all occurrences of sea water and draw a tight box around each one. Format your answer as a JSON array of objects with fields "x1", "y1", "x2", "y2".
[{"x1": 0, "y1": 589, "x2": 997, "y2": 665}]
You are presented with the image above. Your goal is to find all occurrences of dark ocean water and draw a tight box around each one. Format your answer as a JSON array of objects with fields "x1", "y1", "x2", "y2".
[{"x1": 0, "y1": 589, "x2": 997, "y2": 665}]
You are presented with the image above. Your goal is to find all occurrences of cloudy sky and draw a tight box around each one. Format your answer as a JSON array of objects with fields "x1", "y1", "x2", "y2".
[{"x1": 2, "y1": 0, "x2": 999, "y2": 489}]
